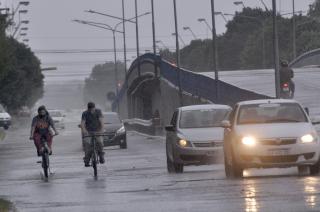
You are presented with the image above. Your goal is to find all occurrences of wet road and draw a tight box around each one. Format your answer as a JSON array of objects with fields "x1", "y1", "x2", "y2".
[{"x1": 1, "y1": 116, "x2": 320, "y2": 212}]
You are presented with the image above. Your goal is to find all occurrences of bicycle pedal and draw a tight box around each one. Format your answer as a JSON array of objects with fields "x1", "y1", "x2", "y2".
[{"x1": 36, "y1": 161, "x2": 42, "y2": 164}]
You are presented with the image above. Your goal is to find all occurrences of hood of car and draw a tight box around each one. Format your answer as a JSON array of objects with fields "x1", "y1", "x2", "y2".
[
  {"x1": 178, "y1": 127, "x2": 224, "y2": 142},
  {"x1": 0, "y1": 112, "x2": 11, "y2": 119},
  {"x1": 104, "y1": 124, "x2": 122, "y2": 133},
  {"x1": 235, "y1": 123, "x2": 315, "y2": 139}
]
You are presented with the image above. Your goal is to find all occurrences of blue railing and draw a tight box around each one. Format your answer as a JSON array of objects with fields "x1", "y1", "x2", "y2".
[{"x1": 113, "y1": 53, "x2": 270, "y2": 109}]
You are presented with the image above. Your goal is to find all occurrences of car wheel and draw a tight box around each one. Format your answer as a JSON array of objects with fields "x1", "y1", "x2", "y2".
[
  {"x1": 224, "y1": 143, "x2": 243, "y2": 178},
  {"x1": 120, "y1": 137, "x2": 127, "y2": 149},
  {"x1": 166, "y1": 141, "x2": 175, "y2": 173},
  {"x1": 310, "y1": 158, "x2": 320, "y2": 175},
  {"x1": 166, "y1": 154, "x2": 175, "y2": 173},
  {"x1": 4, "y1": 125, "x2": 9, "y2": 130}
]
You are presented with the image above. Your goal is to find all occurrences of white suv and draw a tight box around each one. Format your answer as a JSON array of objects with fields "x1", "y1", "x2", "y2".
[{"x1": 222, "y1": 99, "x2": 320, "y2": 178}]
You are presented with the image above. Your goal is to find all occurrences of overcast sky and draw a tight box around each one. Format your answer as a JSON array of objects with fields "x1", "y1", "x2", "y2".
[{"x1": 0, "y1": 0, "x2": 315, "y2": 80}]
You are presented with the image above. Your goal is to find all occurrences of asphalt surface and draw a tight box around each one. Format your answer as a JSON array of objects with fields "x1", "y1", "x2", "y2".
[{"x1": 0, "y1": 113, "x2": 320, "y2": 212}]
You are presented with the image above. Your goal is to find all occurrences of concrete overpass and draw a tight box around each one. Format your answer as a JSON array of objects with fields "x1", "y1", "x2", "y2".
[{"x1": 114, "y1": 53, "x2": 269, "y2": 127}]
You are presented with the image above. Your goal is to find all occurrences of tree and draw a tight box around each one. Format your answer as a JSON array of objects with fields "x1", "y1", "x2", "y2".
[
  {"x1": 83, "y1": 62, "x2": 125, "y2": 107},
  {"x1": 0, "y1": 17, "x2": 43, "y2": 112}
]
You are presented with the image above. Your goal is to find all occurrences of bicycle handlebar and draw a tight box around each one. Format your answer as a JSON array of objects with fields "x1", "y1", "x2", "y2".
[{"x1": 82, "y1": 133, "x2": 108, "y2": 139}]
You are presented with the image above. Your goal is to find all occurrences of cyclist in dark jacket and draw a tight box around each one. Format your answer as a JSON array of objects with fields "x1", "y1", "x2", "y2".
[{"x1": 81, "y1": 102, "x2": 105, "y2": 167}]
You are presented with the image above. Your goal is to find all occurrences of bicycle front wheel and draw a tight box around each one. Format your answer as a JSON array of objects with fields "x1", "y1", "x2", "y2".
[
  {"x1": 92, "y1": 152, "x2": 98, "y2": 177},
  {"x1": 42, "y1": 153, "x2": 49, "y2": 178}
]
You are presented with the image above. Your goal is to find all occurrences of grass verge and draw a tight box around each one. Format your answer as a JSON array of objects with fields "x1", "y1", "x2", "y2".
[{"x1": 0, "y1": 199, "x2": 14, "y2": 212}]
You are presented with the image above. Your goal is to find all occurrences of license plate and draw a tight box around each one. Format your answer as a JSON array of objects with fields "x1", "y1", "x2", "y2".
[
  {"x1": 268, "y1": 149, "x2": 289, "y2": 156},
  {"x1": 283, "y1": 87, "x2": 289, "y2": 92}
]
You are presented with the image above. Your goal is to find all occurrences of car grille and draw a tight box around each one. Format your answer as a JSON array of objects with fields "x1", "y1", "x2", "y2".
[
  {"x1": 259, "y1": 139, "x2": 297, "y2": 146},
  {"x1": 259, "y1": 155, "x2": 299, "y2": 163},
  {"x1": 104, "y1": 133, "x2": 116, "y2": 139},
  {"x1": 193, "y1": 141, "x2": 223, "y2": 148}
]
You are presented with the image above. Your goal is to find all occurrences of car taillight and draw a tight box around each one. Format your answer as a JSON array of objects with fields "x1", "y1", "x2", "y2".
[{"x1": 283, "y1": 83, "x2": 289, "y2": 88}]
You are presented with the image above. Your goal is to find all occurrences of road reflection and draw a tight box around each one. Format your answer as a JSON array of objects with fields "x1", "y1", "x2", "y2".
[
  {"x1": 304, "y1": 177, "x2": 319, "y2": 208},
  {"x1": 243, "y1": 180, "x2": 260, "y2": 212}
]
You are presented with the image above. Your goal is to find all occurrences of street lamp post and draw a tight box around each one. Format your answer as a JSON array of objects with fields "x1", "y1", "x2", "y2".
[
  {"x1": 135, "y1": 0, "x2": 141, "y2": 76},
  {"x1": 215, "y1": 12, "x2": 228, "y2": 23},
  {"x1": 211, "y1": 0, "x2": 219, "y2": 101},
  {"x1": 73, "y1": 20, "x2": 124, "y2": 96},
  {"x1": 259, "y1": 0, "x2": 270, "y2": 12},
  {"x1": 234, "y1": 1, "x2": 245, "y2": 8},
  {"x1": 183, "y1": 26, "x2": 197, "y2": 39},
  {"x1": 156, "y1": 40, "x2": 168, "y2": 49},
  {"x1": 198, "y1": 18, "x2": 212, "y2": 30},
  {"x1": 171, "y1": 33, "x2": 186, "y2": 47},
  {"x1": 272, "y1": 0, "x2": 280, "y2": 98},
  {"x1": 173, "y1": 0, "x2": 183, "y2": 106},
  {"x1": 292, "y1": 0, "x2": 296, "y2": 59},
  {"x1": 86, "y1": 9, "x2": 151, "y2": 78},
  {"x1": 151, "y1": 0, "x2": 156, "y2": 56},
  {"x1": 121, "y1": 0, "x2": 128, "y2": 83}
]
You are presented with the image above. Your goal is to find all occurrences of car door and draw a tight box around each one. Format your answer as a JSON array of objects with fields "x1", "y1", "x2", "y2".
[{"x1": 166, "y1": 110, "x2": 179, "y2": 160}]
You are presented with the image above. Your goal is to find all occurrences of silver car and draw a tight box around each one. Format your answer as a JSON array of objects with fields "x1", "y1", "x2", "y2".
[
  {"x1": 222, "y1": 99, "x2": 320, "y2": 178},
  {"x1": 165, "y1": 104, "x2": 231, "y2": 173}
]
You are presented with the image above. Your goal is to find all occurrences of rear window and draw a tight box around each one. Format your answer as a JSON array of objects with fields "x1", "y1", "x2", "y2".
[{"x1": 104, "y1": 113, "x2": 121, "y2": 124}]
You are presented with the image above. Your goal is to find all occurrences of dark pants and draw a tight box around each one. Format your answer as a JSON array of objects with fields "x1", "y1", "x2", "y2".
[{"x1": 83, "y1": 136, "x2": 104, "y2": 163}]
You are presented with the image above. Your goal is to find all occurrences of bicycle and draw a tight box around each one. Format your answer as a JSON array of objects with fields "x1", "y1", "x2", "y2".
[
  {"x1": 83, "y1": 133, "x2": 105, "y2": 177},
  {"x1": 37, "y1": 134, "x2": 57, "y2": 179}
]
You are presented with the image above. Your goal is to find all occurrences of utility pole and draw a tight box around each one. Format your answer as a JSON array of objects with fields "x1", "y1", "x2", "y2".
[
  {"x1": 292, "y1": 0, "x2": 296, "y2": 59},
  {"x1": 122, "y1": 0, "x2": 128, "y2": 87},
  {"x1": 211, "y1": 0, "x2": 219, "y2": 101},
  {"x1": 173, "y1": 0, "x2": 183, "y2": 106},
  {"x1": 151, "y1": 0, "x2": 157, "y2": 75},
  {"x1": 272, "y1": 0, "x2": 280, "y2": 98},
  {"x1": 135, "y1": 0, "x2": 141, "y2": 76}
]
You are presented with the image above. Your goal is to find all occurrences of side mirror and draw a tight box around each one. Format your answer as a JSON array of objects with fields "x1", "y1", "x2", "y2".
[
  {"x1": 311, "y1": 116, "x2": 320, "y2": 125},
  {"x1": 305, "y1": 107, "x2": 310, "y2": 116},
  {"x1": 165, "y1": 125, "x2": 175, "y2": 132},
  {"x1": 221, "y1": 120, "x2": 231, "y2": 128}
]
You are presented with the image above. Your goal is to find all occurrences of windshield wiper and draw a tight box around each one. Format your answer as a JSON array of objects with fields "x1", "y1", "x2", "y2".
[{"x1": 265, "y1": 118, "x2": 300, "y2": 123}]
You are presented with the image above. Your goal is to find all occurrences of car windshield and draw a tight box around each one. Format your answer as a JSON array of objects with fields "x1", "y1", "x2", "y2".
[
  {"x1": 237, "y1": 103, "x2": 308, "y2": 125},
  {"x1": 179, "y1": 108, "x2": 230, "y2": 129},
  {"x1": 50, "y1": 111, "x2": 63, "y2": 117},
  {"x1": 104, "y1": 113, "x2": 121, "y2": 124}
]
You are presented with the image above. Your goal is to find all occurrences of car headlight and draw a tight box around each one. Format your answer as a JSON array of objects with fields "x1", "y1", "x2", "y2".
[
  {"x1": 301, "y1": 134, "x2": 315, "y2": 144},
  {"x1": 178, "y1": 139, "x2": 189, "y2": 147},
  {"x1": 117, "y1": 126, "x2": 126, "y2": 134},
  {"x1": 241, "y1": 136, "x2": 257, "y2": 146}
]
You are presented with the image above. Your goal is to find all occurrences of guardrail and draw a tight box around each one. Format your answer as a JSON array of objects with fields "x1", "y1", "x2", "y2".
[{"x1": 124, "y1": 118, "x2": 162, "y2": 136}]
